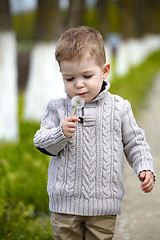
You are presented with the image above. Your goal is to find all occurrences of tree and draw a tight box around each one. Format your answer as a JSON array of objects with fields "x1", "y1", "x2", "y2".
[
  {"x1": 24, "y1": 0, "x2": 65, "y2": 121},
  {"x1": 119, "y1": 0, "x2": 160, "y2": 39},
  {"x1": 119, "y1": 0, "x2": 137, "y2": 39},
  {"x1": 0, "y1": 0, "x2": 19, "y2": 141},
  {"x1": 142, "y1": 0, "x2": 160, "y2": 35},
  {"x1": 96, "y1": 0, "x2": 109, "y2": 38},
  {"x1": 0, "y1": 0, "x2": 12, "y2": 31},
  {"x1": 66, "y1": 0, "x2": 85, "y2": 29},
  {"x1": 35, "y1": 0, "x2": 61, "y2": 41}
]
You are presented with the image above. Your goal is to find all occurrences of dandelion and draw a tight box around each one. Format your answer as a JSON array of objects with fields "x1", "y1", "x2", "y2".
[{"x1": 71, "y1": 96, "x2": 85, "y2": 115}]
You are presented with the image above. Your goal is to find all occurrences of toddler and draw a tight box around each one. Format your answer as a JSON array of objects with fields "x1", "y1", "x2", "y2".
[{"x1": 34, "y1": 26, "x2": 155, "y2": 240}]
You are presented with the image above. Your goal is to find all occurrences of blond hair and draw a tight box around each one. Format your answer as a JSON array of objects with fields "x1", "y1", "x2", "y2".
[{"x1": 55, "y1": 26, "x2": 106, "y2": 67}]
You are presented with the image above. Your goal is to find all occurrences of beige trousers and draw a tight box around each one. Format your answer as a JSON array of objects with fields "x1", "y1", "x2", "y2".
[{"x1": 51, "y1": 212, "x2": 117, "y2": 240}]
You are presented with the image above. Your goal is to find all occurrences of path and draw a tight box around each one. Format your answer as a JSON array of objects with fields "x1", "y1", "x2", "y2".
[{"x1": 113, "y1": 72, "x2": 160, "y2": 240}]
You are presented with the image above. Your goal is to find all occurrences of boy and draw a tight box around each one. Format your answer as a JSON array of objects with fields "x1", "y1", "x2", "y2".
[{"x1": 34, "y1": 26, "x2": 155, "y2": 240}]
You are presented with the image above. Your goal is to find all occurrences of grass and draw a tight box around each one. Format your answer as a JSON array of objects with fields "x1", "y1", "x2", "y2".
[
  {"x1": 110, "y1": 50, "x2": 160, "y2": 115},
  {"x1": 0, "y1": 96, "x2": 52, "y2": 239},
  {"x1": 0, "y1": 50, "x2": 160, "y2": 239},
  {"x1": 0, "y1": 121, "x2": 53, "y2": 239}
]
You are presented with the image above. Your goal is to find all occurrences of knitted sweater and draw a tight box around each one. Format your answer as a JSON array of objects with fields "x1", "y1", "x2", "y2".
[{"x1": 34, "y1": 82, "x2": 154, "y2": 216}]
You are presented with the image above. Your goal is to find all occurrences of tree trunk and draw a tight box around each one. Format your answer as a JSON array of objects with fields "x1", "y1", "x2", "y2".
[
  {"x1": 0, "y1": 0, "x2": 18, "y2": 142},
  {"x1": 35, "y1": 0, "x2": 61, "y2": 41},
  {"x1": 96, "y1": 0, "x2": 109, "y2": 39},
  {"x1": 0, "y1": 0, "x2": 12, "y2": 31},
  {"x1": 67, "y1": 0, "x2": 85, "y2": 28},
  {"x1": 24, "y1": 0, "x2": 65, "y2": 121},
  {"x1": 119, "y1": 0, "x2": 135, "y2": 39}
]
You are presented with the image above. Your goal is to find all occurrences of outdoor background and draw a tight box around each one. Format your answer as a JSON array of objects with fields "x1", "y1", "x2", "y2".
[{"x1": 0, "y1": 0, "x2": 160, "y2": 239}]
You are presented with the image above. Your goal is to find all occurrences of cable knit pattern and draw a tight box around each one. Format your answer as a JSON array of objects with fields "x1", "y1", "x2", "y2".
[
  {"x1": 82, "y1": 124, "x2": 96, "y2": 199},
  {"x1": 34, "y1": 81, "x2": 155, "y2": 216},
  {"x1": 64, "y1": 136, "x2": 77, "y2": 197},
  {"x1": 102, "y1": 96, "x2": 112, "y2": 198}
]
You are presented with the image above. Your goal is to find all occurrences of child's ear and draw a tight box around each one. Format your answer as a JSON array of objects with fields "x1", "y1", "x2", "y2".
[{"x1": 103, "y1": 63, "x2": 110, "y2": 79}]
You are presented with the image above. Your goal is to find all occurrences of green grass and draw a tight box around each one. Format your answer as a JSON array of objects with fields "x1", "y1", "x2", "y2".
[
  {"x1": 0, "y1": 50, "x2": 160, "y2": 239},
  {"x1": 0, "y1": 120, "x2": 53, "y2": 239},
  {"x1": 110, "y1": 50, "x2": 160, "y2": 114},
  {"x1": 0, "y1": 96, "x2": 52, "y2": 239}
]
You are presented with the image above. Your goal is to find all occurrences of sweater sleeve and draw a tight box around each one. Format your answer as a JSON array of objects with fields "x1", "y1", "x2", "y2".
[
  {"x1": 33, "y1": 100, "x2": 68, "y2": 155},
  {"x1": 122, "y1": 100, "x2": 155, "y2": 177}
]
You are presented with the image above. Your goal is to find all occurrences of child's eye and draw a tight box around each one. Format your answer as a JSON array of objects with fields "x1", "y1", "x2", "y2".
[
  {"x1": 66, "y1": 77, "x2": 74, "y2": 81},
  {"x1": 83, "y1": 75, "x2": 93, "y2": 79}
]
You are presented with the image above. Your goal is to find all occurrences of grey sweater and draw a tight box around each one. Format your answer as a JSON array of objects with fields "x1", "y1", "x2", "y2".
[{"x1": 34, "y1": 82, "x2": 154, "y2": 216}]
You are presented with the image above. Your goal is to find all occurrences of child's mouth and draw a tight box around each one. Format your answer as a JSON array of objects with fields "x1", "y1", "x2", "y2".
[{"x1": 78, "y1": 92, "x2": 87, "y2": 96}]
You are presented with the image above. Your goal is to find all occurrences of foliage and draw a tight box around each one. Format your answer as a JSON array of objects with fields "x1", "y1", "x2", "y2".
[
  {"x1": 0, "y1": 50, "x2": 160, "y2": 239},
  {"x1": 0, "y1": 120, "x2": 50, "y2": 211},
  {"x1": 0, "y1": 109, "x2": 52, "y2": 238},
  {"x1": 84, "y1": 9, "x2": 99, "y2": 31},
  {"x1": 0, "y1": 200, "x2": 52, "y2": 240},
  {"x1": 11, "y1": 1, "x2": 160, "y2": 43},
  {"x1": 106, "y1": 1, "x2": 121, "y2": 33},
  {"x1": 12, "y1": 11, "x2": 36, "y2": 42}
]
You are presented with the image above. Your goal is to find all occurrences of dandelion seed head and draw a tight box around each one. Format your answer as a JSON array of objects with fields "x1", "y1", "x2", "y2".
[{"x1": 71, "y1": 96, "x2": 85, "y2": 109}]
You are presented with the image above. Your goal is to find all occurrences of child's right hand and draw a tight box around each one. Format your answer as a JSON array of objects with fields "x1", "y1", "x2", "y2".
[
  {"x1": 140, "y1": 171, "x2": 154, "y2": 193},
  {"x1": 62, "y1": 115, "x2": 80, "y2": 138}
]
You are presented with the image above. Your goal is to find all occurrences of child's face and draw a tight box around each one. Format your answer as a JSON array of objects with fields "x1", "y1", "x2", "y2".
[{"x1": 60, "y1": 54, "x2": 109, "y2": 102}]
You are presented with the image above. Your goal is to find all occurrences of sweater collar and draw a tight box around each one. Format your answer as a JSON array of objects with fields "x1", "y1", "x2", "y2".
[{"x1": 91, "y1": 80, "x2": 110, "y2": 103}]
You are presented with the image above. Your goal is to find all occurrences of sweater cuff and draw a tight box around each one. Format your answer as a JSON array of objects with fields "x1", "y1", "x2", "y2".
[{"x1": 134, "y1": 160, "x2": 155, "y2": 180}]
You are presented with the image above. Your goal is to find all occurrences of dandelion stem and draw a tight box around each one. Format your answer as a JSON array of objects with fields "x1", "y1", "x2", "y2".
[{"x1": 73, "y1": 105, "x2": 77, "y2": 116}]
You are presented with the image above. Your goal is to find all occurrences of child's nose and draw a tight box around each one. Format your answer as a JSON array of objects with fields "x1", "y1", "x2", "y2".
[{"x1": 75, "y1": 78, "x2": 85, "y2": 88}]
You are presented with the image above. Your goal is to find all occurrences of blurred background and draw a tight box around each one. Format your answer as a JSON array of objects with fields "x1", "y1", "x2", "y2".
[{"x1": 0, "y1": 0, "x2": 160, "y2": 239}]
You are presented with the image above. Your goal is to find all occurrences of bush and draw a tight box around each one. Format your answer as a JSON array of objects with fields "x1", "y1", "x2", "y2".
[{"x1": 0, "y1": 199, "x2": 52, "y2": 239}]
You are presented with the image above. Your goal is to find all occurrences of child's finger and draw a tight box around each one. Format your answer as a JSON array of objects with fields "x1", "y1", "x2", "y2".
[
  {"x1": 139, "y1": 171, "x2": 146, "y2": 182},
  {"x1": 142, "y1": 182, "x2": 154, "y2": 193},
  {"x1": 67, "y1": 115, "x2": 80, "y2": 123}
]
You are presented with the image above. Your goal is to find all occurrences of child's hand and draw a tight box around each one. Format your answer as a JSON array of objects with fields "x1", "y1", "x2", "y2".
[
  {"x1": 62, "y1": 115, "x2": 80, "y2": 138},
  {"x1": 140, "y1": 171, "x2": 154, "y2": 193}
]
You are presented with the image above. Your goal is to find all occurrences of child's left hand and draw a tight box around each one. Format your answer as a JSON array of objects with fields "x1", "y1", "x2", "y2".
[{"x1": 140, "y1": 171, "x2": 154, "y2": 193}]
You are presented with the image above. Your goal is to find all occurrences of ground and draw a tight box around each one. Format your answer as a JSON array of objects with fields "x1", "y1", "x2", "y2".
[{"x1": 113, "y1": 72, "x2": 160, "y2": 240}]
